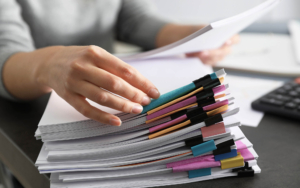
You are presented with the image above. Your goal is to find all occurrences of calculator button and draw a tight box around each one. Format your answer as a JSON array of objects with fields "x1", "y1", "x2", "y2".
[
  {"x1": 276, "y1": 89, "x2": 287, "y2": 95},
  {"x1": 268, "y1": 94, "x2": 291, "y2": 102},
  {"x1": 293, "y1": 98, "x2": 300, "y2": 104},
  {"x1": 295, "y1": 87, "x2": 300, "y2": 93},
  {"x1": 261, "y1": 98, "x2": 284, "y2": 106},
  {"x1": 288, "y1": 91, "x2": 298, "y2": 97},
  {"x1": 282, "y1": 85, "x2": 293, "y2": 90},
  {"x1": 285, "y1": 102, "x2": 297, "y2": 109}
]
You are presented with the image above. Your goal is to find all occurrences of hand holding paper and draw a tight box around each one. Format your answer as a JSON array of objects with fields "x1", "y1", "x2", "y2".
[{"x1": 6, "y1": 46, "x2": 161, "y2": 126}]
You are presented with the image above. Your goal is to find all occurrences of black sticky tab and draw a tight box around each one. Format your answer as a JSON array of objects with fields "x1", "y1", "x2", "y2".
[
  {"x1": 170, "y1": 109, "x2": 188, "y2": 120},
  {"x1": 198, "y1": 97, "x2": 215, "y2": 107},
  {"x1": 216, "y1": 139, "x2": 235, "y2": 149},
  {"x1": 232, "y1": 167, "x2": 245, "y2": 172},
  {"x1": 185, "y1": 136, "x2": 204, "y2": 147},
  {"x1": 213, "y1": 146, "x2": 231, "y2": 155},
  {"x1": 193, "y1": 75, "x2": 212, "y2": 88},
  {"x1": 196, "y1": 89, "x2": 214, "y2": 102},
  {"x1": 203, "y1": 79, "x2": 221, "y2": 90},
  {"x1": 237, "y1": 169, "x2": 255, "y2": 177},
  {"x1": 190, "y1": 113, "x2": 208, "y2": 124},
  {"x1": 186, "y1": 107, "x2": 204, "y2": 119},
  {"x1": 245, "y1": 162, "x2": 249, "y2": 168},
  {"x1": 204, "y1": 114, "x2": 223, "y2": 126}
]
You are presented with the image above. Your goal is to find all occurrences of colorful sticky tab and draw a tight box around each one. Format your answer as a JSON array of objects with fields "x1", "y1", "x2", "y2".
[
  {"x1": 214, "y1": 149, "x2": 238, "y2": 161},
  {"x1": 201, "y1": 122, "x2": 226, "y2": 138},
  {"x1": 142, "y1": 83, "x2": 196, "y2": 113},
  {"x1": 188, "y1": 168, "x2": 211, "y2": 178},
  {"x1": 191, "y1": 140, "x2": 216, "y2": 157},
  {"x1": 220, "y1": 152, "x2": 244, "y2": 169}
]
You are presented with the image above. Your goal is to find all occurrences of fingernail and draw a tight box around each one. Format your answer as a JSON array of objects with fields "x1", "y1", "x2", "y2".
[
  {"x1": 109, "y1": 117, "x2": 121, "y2": 126},
  {"x1": 142, "y1": 96, "x2": 151, "y2": 106},
  {"x1": 132, "y1": 104, "x2": 143, "y2": 114},
  {"x1": 201, "y1": 51, "x2": 209, "y2": 57},
  {"x1": 148, "y1": 88, "x2": 160, "y2": 99}
]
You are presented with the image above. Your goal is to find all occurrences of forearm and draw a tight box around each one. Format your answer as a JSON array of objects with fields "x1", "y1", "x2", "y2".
[
  {"x1": 2, "y1": 47, "x2": 60, "y2": 100},
  {"x1": 155, "y1": 24, "x2": 203, "y2": 48}
]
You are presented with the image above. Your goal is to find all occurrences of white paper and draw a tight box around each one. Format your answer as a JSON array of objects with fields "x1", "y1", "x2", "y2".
[
  {"x1": 225, "y1": 75, "x2": 283, "y2": 127},
  {"x1": 216, "y1": 33, "x2": 300, "y2": 76},
  {"x1": 288, "y1": 20, "x2": 300, "y2": 64},
  {"x1": 121, "y1": 0, "x2": 279, "y2": 61}
]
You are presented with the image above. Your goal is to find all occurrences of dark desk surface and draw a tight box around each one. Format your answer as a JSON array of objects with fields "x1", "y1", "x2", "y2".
[{"x1": 0, "y1": 93, "x2": 300, "y2": 188}]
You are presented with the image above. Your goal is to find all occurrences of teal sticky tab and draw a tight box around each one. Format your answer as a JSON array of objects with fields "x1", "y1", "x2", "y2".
[
  {"x1": 141, "y1": 82, "x2": 196, "y2": 113},
  {"x1": 191, "y1": 140, "x2": 216, "y2": 157},
  {"x1": 188, "y1": 168, "x2": 211, "y2": 178},
  {"x1": 210, "y1": 73, "x2": 218, "y2": 80}
]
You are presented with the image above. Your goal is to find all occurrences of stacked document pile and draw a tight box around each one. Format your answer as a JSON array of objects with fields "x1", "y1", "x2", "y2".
[
  {"x1": 33, "y1": 1, "x2": 282, "y2": 187},
  {"x1": 35, "y1": 67, "x2": 260, "y2": 188}
]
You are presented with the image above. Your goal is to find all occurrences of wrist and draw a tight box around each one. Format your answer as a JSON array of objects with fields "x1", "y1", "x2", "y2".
[{"x1": 34, "y1": 46, "x2": 65, "y2": 93}]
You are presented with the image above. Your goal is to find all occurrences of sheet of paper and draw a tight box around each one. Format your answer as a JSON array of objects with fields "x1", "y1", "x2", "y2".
[
  {"x1": 288, "y1": 20, "x2": 300, "y2": 64},
  {"x1": 38, "y1": 57, "x2": 210, "y2": 127},
  {"x1": 225, "y1": 75, "x2": 283, "y2": 127},
  {"x1": 216, "y1": 33, "x2": 300, "y2": 76},
  {"x1": 121, "y1": 0, "x2": 279, "y2": 61}
]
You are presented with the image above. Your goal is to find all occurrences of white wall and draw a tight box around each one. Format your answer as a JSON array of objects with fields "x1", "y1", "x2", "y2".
[{"x1": 152, "y1": 0, "x2": 300, "y2": 24}]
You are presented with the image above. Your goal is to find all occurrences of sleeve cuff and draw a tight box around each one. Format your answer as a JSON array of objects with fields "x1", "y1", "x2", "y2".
[
  {"x1": 134, "y1": 17, "x2": 169, "y2": 50},
  {"x1": 0, "y1": 51, "x2": 23, "y2": 101}
]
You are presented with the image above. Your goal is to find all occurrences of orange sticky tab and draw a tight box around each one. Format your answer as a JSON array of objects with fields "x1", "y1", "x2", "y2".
[
  {"x1": 201, "y1": 122, "x2": 226, "y2": 138},
  {"x1": 206, "y1": 104, "x2": 228, "y2": 116},
  {"x1": 147, "y1": 87, "x2": 204, "y2": 115},
  {"x1": 148, "y1": 120, "x2": 191, "y2": 139},
  {"x1": 219, "y1": 77, "x2": 224, "y2": 84},
  {"x1": 214, "y1": 93, "x2": 226, "y2": 99}
]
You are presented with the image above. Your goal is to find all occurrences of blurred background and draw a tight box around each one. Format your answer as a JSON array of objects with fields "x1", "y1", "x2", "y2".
[
  {"x1": 115, "y1": 0, "x2": 300, "y2": 53},
  {"x1": 1, "y1": 0, "x2": 300, "y2": 188},
  {"x1": 152, "y1": 0, "x2": 300, "y2": 24}
]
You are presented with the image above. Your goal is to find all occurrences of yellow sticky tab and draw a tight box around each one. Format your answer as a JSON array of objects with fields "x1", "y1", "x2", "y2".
[{"x1": 220, "y1": 152, "x2": 244, "y2": 170}]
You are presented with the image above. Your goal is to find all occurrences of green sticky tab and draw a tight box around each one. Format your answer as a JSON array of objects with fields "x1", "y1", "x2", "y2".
[
  {"x1": 188, "y1": 168, "x2": 211, "y2": 178},
  {"x1": 142, "y1": 82, "x2": 196, "y2": 113}
]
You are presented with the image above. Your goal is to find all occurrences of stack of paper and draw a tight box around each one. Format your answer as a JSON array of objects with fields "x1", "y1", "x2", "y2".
[
  {"x1": 34, "y1": 1, "x2": 280, "y2": 187},
  {"x1": 35, "y1": 66, "x2": 260, "y2": 188}
]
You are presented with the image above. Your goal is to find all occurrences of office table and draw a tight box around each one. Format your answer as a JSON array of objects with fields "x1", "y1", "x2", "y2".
[{"x1": 0, "y1": 90, "x2": 300, "y2": 188}]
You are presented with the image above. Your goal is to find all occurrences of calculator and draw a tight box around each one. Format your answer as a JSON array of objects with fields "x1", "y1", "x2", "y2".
[{"x1": 251, "y1": 81, "x2": 300, "y2": 120}]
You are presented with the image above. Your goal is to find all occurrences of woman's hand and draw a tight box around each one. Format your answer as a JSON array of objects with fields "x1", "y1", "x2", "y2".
[
  {"x1": 156, "y1": 24, "x2": 239, "y2": 65},
  {"x1": 186, "y1": 35, "x2": 240, "y2": 65},
  {"x1": 4, "y1": 46, "x2": 160, "y2": 126}
]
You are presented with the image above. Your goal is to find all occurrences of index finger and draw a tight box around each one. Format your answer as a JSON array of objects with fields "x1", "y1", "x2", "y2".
[{"x1": 86, "y1": 46, "x2": 160, "y2": 99}]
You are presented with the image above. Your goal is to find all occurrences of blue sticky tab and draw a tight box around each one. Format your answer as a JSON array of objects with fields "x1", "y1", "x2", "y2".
[
  {"x1": 191, "y1": 140, "x2": 216, "y2": 157},
  {"x1": 141, "y1": 83, "x2": 196, "y2": 113},
  {"x1": 188, "y1": 168, "x2": 211, "y2": 178},
  {"x1": 210, "y1": 73, "x2": 218, "y2": 80},
  {"x1": 214, "y1": 149, "x2": 237, "y2": 161}
]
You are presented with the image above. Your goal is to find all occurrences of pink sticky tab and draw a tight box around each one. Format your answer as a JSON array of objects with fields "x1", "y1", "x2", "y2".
[
  {"x1": 238, "y1": 148, "x2": 254, "y2": 161},
  {"x1": 212, "y1": 85, "x2": 226, "y2": 94},
  {"x1": 235, "y1": 140, "x2": 247, "y2": 150},
  {"x1": 149, "y1": 115, "x2": 187, "y2": 133},
  {"x1": 201, "y1": 122, "x2": 226, "y2": 138},
  {"x1": 146, "y1": 96, "x2": 197, "y2": 120}
]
